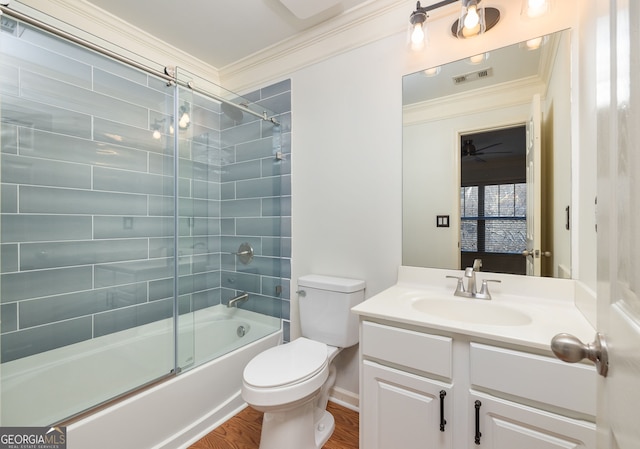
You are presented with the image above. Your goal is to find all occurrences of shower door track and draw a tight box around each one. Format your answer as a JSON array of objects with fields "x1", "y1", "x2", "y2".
[{"x1": 0, "y1": 4, "x2": 280, "y2": 125}]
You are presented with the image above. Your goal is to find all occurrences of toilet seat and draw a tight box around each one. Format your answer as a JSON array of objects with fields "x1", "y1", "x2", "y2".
[
  {"x1": 242, "y1": 338, "x2": 330, "y2": 408},
  {"x1": 244, "y1": 338, "x2": 328, "y2": 388}
]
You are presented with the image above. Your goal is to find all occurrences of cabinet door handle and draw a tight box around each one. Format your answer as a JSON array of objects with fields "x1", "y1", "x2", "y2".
[
  {"x1": 474, "y1": 400, "x2": 482, "y2": 445},
  {"x1": 439, "y1": 390, "x2": 447, "y2": 432}
]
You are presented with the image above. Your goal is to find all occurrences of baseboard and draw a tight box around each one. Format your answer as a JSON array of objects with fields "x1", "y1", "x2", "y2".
[{"x1": 329, "y1": 386, "x2": 359, "y2": 412}]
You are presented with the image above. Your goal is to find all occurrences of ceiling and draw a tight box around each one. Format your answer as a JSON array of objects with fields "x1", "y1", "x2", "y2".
[{"x1": 82, "y1": 0, "x2": 373, "y2": 70}]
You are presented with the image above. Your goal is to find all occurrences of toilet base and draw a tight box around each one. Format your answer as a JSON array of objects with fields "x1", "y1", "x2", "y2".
[
  {"x1": 257, "y1": 400, "x2": 335, "y2": 449},
  {"x1": 315, "y1": 408, "x2": 336, "y2": 447}
]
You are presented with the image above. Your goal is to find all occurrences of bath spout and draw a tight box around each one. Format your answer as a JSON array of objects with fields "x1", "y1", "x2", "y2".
[{"x1": 228, "y1": 292, "x2": 249, "y2": 308}]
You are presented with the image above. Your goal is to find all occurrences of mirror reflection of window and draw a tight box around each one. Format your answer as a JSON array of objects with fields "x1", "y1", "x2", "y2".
[{"x1": 461, "y1": 183, "x2": 526, "y2": 254}]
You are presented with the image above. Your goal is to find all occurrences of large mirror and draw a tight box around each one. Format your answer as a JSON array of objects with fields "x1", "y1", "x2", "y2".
[{"x1": 403, "y1": 29, "x2": 573, "y2": 278}]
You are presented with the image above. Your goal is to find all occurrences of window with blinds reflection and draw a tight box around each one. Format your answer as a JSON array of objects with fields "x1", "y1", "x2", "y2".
[{"x1": 461, "y1": 183, "x2": 526, "y2": 254}]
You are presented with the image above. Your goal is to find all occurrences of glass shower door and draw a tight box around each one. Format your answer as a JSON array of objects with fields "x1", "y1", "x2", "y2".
[
  {"x1": 0, "y1": 16, "x2": 178, "y2": 425},
  {"x1": 173, "y1": 68, "x2": 287, "y2": 371}
]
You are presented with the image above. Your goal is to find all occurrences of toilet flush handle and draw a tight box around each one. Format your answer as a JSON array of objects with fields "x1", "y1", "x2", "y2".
[{"x1": 296, "y1": 290, "x2": 306, "y2": 297}]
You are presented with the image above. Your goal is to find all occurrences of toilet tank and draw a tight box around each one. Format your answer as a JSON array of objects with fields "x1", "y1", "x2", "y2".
[{"x1": 298, "y1": 274, "x2": 365, "y2": 348}]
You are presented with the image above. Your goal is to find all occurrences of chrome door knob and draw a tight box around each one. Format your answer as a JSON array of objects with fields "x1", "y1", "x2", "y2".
[
  {"x1": 551, "y1": 332, "x2": 609, "y2": 377},
  {"x1": 522, "y1": 249, "x2": 552, "y2": 257}
]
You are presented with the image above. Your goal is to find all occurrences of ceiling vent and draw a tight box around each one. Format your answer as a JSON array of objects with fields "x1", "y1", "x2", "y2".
[{"x1": 452, "y1": 67, "x2": 494, "y2": 85}]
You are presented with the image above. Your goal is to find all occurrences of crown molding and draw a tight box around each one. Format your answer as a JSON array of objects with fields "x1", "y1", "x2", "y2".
[
  {"x1": 537, "y1": 30, "x2": 564, "y2": 96},
  {"x1": 403, "y1": 76, "x2": 546, "y2": 125},
  {"x1": 219, "y1": 0, "x2": 409, "y2": 92}
]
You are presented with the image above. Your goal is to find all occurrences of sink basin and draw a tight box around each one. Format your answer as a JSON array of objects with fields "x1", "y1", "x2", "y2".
[{"x1": 411, "y1": 298, "x2": 532, "y2": 326}]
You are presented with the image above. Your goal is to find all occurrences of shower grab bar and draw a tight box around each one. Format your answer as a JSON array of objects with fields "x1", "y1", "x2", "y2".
[
  {"x1": 228, "y1": 292, "x2": 249, "y2": 308},
  {"x1": 0, "y1": 4, "x2": 280, "y2": 126}
]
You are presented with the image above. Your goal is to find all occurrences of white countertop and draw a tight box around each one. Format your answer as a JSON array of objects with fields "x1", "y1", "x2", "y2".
[{"x1": 352, "y1": 266, "x2": 596, "y2": 353}]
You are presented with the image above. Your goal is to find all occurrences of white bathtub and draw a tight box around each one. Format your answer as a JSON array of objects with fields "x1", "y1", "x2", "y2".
[{"x1": 1, "y1": 305, "x2": 281, "y2": 449}]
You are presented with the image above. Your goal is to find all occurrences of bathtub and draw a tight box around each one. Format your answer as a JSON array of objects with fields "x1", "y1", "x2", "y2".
[{"x1": 0, "y1": 305, "x2": 281, "y2": 449}]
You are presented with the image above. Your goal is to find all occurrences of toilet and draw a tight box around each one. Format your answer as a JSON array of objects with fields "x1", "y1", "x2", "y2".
[{"x1": 241, "y1": 274, "x2": 365, "y2": 449}]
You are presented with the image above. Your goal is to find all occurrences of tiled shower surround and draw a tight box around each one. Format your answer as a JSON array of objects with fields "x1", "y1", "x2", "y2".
[{"x1": 0, "y1": 18, "x2": 291, "y2": 364}]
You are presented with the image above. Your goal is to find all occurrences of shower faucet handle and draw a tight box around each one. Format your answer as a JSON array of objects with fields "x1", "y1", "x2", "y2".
[{"x1": 229, "y1": 242, "x2": 253, "y2": 264}]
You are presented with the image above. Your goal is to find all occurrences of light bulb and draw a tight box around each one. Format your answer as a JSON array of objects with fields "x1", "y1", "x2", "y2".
[
  {"x1": 152, "y1": 129, "x2": 161, "y2": 140},
  {"x1": 526, "y1": 0, "x2": 548, "y2": 18},
  {"x1": 411, "y1": 23, "x2": 425, "y2": 51},
  {"x1": 464, "y1": 5, "x2": 480, "y2": 30}
]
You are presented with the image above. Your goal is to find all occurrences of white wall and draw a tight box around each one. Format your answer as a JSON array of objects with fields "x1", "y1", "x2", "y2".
[{"x1": 290, "y1": 34, "x2": 406, "y2": 397}]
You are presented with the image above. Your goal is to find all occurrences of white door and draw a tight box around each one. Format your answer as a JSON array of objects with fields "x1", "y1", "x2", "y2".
[
  {"x1": 525, "y1": 94, "x2": 542, "y2": 275},
  {"x1": 595, "y1": 1, "x2": 640, "y2": 448}
]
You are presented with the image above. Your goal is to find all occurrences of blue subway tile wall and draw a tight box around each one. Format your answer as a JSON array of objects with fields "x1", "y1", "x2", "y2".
[
  {"x1": 220, "y1": 78, "x2": 292, "y2": 342},
  {"x1": 0, "y1": 15, "x2": 292, "y2": 364}
]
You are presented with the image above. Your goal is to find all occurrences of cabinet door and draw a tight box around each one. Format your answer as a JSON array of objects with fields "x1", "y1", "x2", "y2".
[
  {"x1": 470, "y1": 392, "x2": 595, "y2": 449},
  {"x1": 362, "y1": 360, "x2": 452, "y2": 449}
]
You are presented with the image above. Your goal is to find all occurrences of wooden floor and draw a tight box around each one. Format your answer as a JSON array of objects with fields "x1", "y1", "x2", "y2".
[{"x1": 188, "y1": 401, "x2": 359, "y2": 449}]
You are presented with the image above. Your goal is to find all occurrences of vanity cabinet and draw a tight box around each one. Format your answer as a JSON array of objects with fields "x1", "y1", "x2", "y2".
[
  {"x1": 360, "y1": 321, "x2": 453, "y2": 449},
  {"x1": 359, "y1": 320, "x2": 596, "y2": 449},
  {"x1": 470, "y1": 392, "x2": 594, "y2": 449},
  {"x1": 469, "y1": 343, "x2": 596, "y2": 449},
  {"x1": 362, "y1": 361, "x2": 453, "y2": 449}
]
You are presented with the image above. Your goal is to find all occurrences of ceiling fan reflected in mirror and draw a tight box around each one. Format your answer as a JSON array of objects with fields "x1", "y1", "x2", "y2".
[{"x1": 461, "y1": 139, "x2": 511, "y2": 162}]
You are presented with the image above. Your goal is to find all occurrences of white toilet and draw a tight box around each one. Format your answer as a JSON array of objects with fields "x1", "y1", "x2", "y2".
[{"x1": 241, "y1": 274, "x2": 365, "y2": 449}]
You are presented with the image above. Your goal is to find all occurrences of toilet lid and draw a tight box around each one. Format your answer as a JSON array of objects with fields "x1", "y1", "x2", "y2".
[{"x1": 244, "y1": 338, "x2": 328, "y2": 388}]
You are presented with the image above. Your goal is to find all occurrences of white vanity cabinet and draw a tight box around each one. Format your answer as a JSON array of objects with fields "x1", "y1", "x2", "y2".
[
  {"x1": 360, "y1": 321, "x2": 453, "y2": 449},
  {"x1": 358, "y1": 320, "x2": 597, "y2": 449},
  {"x1": 470, "y1": 392, "x2": 594, "y2": 449},
  {"x1": 469, "y1": 343, "x2": 596, "y2": 449}
]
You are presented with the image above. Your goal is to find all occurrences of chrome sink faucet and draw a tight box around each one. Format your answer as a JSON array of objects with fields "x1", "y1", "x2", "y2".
[
  {"x1": 465, "y1": 258, "x2": 482, "y2": 294},
  {"x1": 446, "y1": 259, "x2": 501, "y2": 300}
]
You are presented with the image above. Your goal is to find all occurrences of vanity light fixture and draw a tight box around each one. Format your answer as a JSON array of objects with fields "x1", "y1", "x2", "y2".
[
  {"x1": 522, "y1": 0, "x2": 552, "y2": 18},
  {"x1": 408, "y1": 0, "x2": 500, "y2": 52},
  {"x1": 457, "y1": 0, "x2": 483, "y2": 37},
  {"x1": 408, "y1": 1, "x2": 428, "y2": 51},
  {"x1": 451, "y1": 1, "x2": 500, "y2": 39}
]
